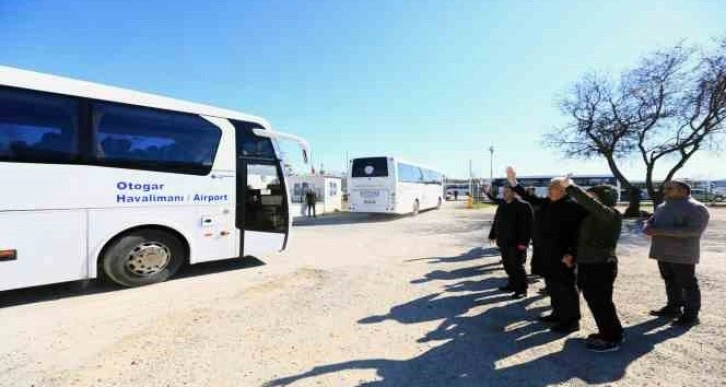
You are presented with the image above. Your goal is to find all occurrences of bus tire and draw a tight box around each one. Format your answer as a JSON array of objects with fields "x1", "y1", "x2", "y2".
[
  {"x1": 413, "y1": 200, "x2": 420, "y2": 216},
  {"x1": 102, "y1": 229, "x2": 186, "y2": 287}
]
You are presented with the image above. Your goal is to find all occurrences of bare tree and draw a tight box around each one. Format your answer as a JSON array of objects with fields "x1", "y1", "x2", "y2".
[{"x1": 546, "y1": 38, "x2": 726, "y2": 215}]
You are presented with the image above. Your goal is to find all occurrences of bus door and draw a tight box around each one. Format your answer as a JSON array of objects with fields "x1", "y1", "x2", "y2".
[
  {"x1": 234, "y1": 122, "x2": 298, "y2": 257},
  {"x1": 236, "y1": 159, "x2": 288, "y2": 257}
]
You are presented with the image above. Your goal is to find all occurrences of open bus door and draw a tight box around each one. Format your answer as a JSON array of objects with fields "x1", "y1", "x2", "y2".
[{"x1": 236, "y1": 126, "x2": 309, "y2": 257}]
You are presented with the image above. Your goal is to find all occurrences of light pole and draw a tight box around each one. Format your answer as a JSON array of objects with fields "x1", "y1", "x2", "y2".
[{"x1": 489, "y1": 146, "x2": 494, "y2": 182}]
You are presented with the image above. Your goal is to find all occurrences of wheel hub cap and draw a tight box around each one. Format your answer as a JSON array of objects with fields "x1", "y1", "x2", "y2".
[{"x1": 126, "y1": 243, "x2": 171, "y2": 276}]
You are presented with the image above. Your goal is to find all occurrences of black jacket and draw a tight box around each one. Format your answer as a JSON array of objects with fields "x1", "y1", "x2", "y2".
[
  {"x1": 512, "y1": 184, "x2": 587, "y2": 276},
  {"x1": 487, "y1": 198, "x2": 533, "y2": 249},
  {"x1": 305, "y1": 190, "x2": 317, "y2": 205}
]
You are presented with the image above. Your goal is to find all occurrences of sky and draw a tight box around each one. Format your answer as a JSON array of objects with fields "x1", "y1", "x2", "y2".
[{"x1": 2, "y1": 0, "x2": 725, "y2": 180}]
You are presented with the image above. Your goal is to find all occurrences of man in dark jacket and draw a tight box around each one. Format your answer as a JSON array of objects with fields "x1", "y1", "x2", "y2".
[
  {"x1": 507, "y1": 167, "x2": 587, "y2": 333},
  {"x1": 488, "y1": 185, "x2": 533, "y2": 299},
  {"x1": 560, "y1": 176, "x2": 624, "y2": 352},
  {"x1": 305, "y1": 186, "x2": 318, "y2": 218},
  {"x1": 644, "y1": 179, "x2": 710, "y2": 327}
]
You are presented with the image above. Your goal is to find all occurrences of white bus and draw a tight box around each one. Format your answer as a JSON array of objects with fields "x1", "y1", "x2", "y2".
[
  {"x1": 347, "y1": 156, "x2": 444, "y2": 215},
  {"x1": 490, "y1": 174, "x2": 621, "y2": 201},
  {"x1": 0, "y1": 66, "x2": 309, "y2": 291}
]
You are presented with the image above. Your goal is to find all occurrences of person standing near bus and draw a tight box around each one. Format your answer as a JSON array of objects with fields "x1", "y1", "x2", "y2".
[
  {"x1": 487, "y1": 184, "x2": 533, "y2": 299},
  {"x1": 644, "y1": 179, "x2": 710, "y2": 327},
  {"x1": 558, "y1": 176, "x2": 624, "y2": 352},
  {"x1": 305, "y1": 186, "x2": 318, "y2": 218},
  {"x1": 507, "y1": 166, "x2": 586, "y2": 333},
  {"x1": 454, "y1": 189, "x2": 459, "y2": 201}
]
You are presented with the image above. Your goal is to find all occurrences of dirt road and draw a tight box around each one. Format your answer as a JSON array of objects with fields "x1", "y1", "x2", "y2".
[{"x1": 1, "y1": 202, "x2": 725, "y2": 386}]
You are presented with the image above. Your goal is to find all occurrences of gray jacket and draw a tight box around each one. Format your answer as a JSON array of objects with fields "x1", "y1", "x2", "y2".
[{"x1": 645, "y1": 197, "x2": 710, "y2": 264}]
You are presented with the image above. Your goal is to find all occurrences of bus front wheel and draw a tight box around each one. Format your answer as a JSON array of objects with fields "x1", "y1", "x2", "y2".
[{"x1": 102, "y1": 229, "x2": 186, "y2": 287}]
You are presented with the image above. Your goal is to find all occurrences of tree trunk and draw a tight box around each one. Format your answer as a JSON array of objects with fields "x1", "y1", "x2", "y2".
[
  {"x1": 624, "y1": 187, "x2": 643, "y2": 218},
  {"x1": 604, "y1": 155, "x2": 642, "y2": 217},
  {"x1": 644, "y1": 162, "x2": 663, "y2": 207}
]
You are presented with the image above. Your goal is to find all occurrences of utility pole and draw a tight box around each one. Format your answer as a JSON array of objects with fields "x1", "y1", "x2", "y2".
[
  {"x1": 468, "y1": 159, "x2": 474, "y2": 207},
  {"x1": 489, "y1": 146, "x2": 494, "y2": 182}
]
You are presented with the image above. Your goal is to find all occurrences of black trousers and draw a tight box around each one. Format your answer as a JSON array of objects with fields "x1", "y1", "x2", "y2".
[
  {"x1": 547, "y1": 263, "x2": 580, "y2": 323},
  {"x1": 501, "y1": 246, "x2": 527, "y2": 292},
  {"x1": 306, "y1": 203, "x2": 317, "y2": 217},
  {"x1": 658, "y1": 261, "x2": 701, "y2": 317},
  {"x1": 578, "y1": 262, "x2": 623, "y2": 342}
]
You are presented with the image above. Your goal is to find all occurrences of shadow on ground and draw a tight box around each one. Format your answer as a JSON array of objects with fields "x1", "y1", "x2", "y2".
[
  {"x1": 0, "y1": 256, "x2": 265, "y2": 308},
  {"x1": 265, "y1": 248, "x2": 691, "y2": 387},
  {"x1": 407, "y1": 246, "x2": 500, "y2": 264}
]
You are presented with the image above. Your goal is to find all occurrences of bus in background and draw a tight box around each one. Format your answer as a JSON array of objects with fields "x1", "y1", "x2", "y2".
[
  {"x1": 0, "y1": 66, "x2": 309, "y2": 291},
  {"x1": 490, "y1": 175, "x2": 621, "y2": 201},
  {"x1": 347, "y1": 156, "x2": 444, "y2": 215}
]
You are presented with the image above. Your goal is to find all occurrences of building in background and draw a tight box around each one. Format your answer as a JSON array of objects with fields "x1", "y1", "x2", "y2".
[{"x1": 287, "y1": 175, "x2": 343, "y2": 217}]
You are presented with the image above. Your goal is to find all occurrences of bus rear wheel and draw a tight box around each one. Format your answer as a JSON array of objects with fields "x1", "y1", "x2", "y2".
[{"x1": 102, "y1": 229, "x2": 186, "y2": 287}]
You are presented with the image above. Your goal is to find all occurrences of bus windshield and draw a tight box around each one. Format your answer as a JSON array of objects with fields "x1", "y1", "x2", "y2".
[{"x1": 351, "y1": 157, "x2": 388, "y2": 178}]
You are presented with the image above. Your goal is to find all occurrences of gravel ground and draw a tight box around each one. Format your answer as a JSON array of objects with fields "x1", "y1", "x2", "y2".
[{"x1": 1, "y1": 201, "x2": 725, "y2": 387}]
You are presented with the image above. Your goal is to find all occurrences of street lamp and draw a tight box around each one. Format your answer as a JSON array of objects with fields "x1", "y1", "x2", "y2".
[{"x1": 489, "y1": 146, "x2": 494, "y2": 182}]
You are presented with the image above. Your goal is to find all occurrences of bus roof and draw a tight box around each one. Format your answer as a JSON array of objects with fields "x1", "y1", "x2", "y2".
[{"x1": 0, "y1": 65, "x2": 272, "y2": 128}]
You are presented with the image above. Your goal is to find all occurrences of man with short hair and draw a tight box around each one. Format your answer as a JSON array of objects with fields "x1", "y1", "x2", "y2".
[
  {"x1": 644, "y1": 179, "x2": 710, "y2": 327},
  {"x1": 487, "y1": 184, "x2": 533, "y2": 299},
  {"x1": 507, "y1": 167, "x2": 587, "y2": 333}
]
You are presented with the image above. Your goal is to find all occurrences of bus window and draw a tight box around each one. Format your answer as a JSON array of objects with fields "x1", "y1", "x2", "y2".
[
  {"x1": 398, "y1": 163, "x2": 423, "y2": 183},
  {"x1": 0, "y1": 87, "x2": 79, "y2": 163},
  {"x1": 352, "y1": 157, "x2": 388, "y2": 177},
  {"x1": 232, "y1": 121, "x2": 276, "y2": 159},
  {"x1": 91, "y1": 102, "x2": 221, "y2": 175}
]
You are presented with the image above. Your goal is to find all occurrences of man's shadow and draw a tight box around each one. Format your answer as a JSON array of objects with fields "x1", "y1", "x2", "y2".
[
  {"x1": 407, "y1": 246, "x2": 501, "y2": 265},
  {"x1": 358, "y1": 278, "x2": 514, "y2": 325},
  {"x1": 408, "y1": 247, "x2": 503, "y2": 284}
]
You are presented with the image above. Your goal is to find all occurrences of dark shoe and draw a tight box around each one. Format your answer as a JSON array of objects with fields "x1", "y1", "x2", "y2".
[
  {"x1": 672, "y1": 315, "x2": 700, "y2": 327},
  {"x1": 537, "y1": 314, "x2": 560, "y2": 323},
  {"x1": 587, "y1": 333, "x2": 625, "y2": 344},
  {"x1": 550, "y1": 321, "x2": 580, "y2": 334},
  {"x1": 586, "y1": 338, "x2": 621, "y2": 352},
  {"x1": 586, "y1": 333, "x2": 603, "y2": 341},
  {"x1": 512, "y1": 291, "x2": 527, "y2": 299},
  {"x1": 649, "y1": 306, "x2": 682, "y2": 318},
  {"x1": 498, "y1": 285, "x2": 514, "y2": 292}
]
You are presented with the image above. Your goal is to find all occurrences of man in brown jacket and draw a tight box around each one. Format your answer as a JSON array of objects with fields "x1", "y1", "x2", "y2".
[{"x1": 643, "y1": 179, "x2": 710, "y2": 327}]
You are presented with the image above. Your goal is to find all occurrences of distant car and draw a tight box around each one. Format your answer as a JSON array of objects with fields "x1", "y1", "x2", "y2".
[
  {"x1": 714, "y1": 187, "x2": 726, "y2": 202},
  {"x1": 691, "y1": 189, "x2": 724, "y2": 202}
]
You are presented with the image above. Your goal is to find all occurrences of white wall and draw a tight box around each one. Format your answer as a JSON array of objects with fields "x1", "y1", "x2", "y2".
[{"x1": 288, "y1": 176, "x2": 342, "y2": 217}]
